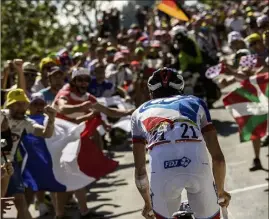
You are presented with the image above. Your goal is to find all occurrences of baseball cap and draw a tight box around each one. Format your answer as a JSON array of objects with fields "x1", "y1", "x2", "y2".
[
  {"x1": 48, "y1": 66, "x2": 64, "y2": 76},
  {"x1": 137, "y1": 36, "x2": 148, "y2": 42},
  {"x1": 113, "y1": 52, "x2": 124, "y2": 62},
  {"x1": 228, "y1": 31, "x2": 243, "y2": 45},
  {"x1": 76, "y1": 35, "x2": 83, "y2": 41},
  {"x1": 245, "y1": 33, "x2": 261, "y2": 44},
  {"x1": 23, "y1": 62, "x2": 38, "y2": 74},
  {"x1": 30, "y1": 93, "x2": 45, "y2": 103},
  {"x1": 135, "y1": 47, "x2": 144, "y2": 54},
  {"x1": 151, "y1": 40, "x2": 161, "y2": 48},
  {"x1": 71, "y1": 67, "x2": 90, "y2": 79},
  {"x1": 106, "y1": 46, "x2": 117, "y2": 53},
  {"x1": 154, "y1": 30, "x2": 163, "y2": 36},
  {"x1": 39, "y1": 57, "x2": 56, "y2": 71},
  {"x1": 5, "y1": 88, "x2": 30, "y2": 107},
  {"x1": 256, "y1": 15, "x2": 269, "y2": 28}
]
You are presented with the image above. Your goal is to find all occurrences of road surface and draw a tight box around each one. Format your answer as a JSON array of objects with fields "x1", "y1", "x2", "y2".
[{"x1": 4, "y1": 83, "x2": 269, "y2": 219}]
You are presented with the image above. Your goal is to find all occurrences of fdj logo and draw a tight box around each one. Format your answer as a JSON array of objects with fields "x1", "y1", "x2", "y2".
[{"x1": 164, "y1": 157, "x2": 191, "y2": 169}]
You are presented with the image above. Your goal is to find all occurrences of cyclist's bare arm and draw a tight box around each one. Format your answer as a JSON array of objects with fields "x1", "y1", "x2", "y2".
[
  {"x1": 133, "y1": 142, "x2": 152, "y2": 207},
  {"x1": 203, "y1": 128, "x2": 230, "y2": 206}
]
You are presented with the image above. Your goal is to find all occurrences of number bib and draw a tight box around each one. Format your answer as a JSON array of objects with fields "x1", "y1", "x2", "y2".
[{"x1": 147, "y1": 119, "x2": 202, "y2": 149}]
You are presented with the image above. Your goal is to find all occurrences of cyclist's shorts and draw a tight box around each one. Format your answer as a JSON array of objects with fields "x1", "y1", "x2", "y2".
[{"x1": 149, "y1": 142, "x2": 221, "y2": 219}]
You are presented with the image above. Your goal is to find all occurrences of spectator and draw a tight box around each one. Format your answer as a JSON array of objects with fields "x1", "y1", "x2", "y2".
[
  {"x1": 88, "y1": 63, "x2": 115, "y2": 98},
  {"x1": 225, "y1": 10, "x2": 246, "y2": 34},
  {"x1": 10, "y1": 61, "x2": 38, "y2": 97},
  {"x1": 2, "y1": 88, "x2": 56, "y2": 219},
  {"x1": 72, "y1": 35, "x2": 89, "y2": 56},
  {"x1": 38, "y1": 66, "x2": 66, "y2": 105},
  {"x1": 32, "y1": 57, "x2": 57, "y2": 93}
]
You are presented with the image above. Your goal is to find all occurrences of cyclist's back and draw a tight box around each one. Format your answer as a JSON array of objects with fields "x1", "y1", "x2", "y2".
[
  {"x1": 131, "y1": 68, "x2": 230, "y2": 219},
  {"x1": 133, "y1": 95, "x2": 219, "y2": 218}
]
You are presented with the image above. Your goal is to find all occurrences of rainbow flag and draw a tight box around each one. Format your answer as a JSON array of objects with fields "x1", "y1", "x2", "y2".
[
  {"x1": 157, "y1": 0, "x2": 190, "y2": 21},
  {"x1": 223, "y1": 73, "x2": 269, "y2": 142}
]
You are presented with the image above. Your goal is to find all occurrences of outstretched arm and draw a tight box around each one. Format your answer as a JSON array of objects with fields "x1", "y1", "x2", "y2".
[{"x1": 92, "y1": 102, "x2": 133, "y2": 118}]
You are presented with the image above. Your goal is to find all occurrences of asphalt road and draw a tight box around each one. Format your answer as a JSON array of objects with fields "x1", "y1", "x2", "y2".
[{"x1": 4, "y1": 83, "x2": 269, "y2": 219}]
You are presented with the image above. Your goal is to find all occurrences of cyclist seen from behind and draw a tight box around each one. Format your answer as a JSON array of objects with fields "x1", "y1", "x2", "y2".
[{"x1": 131, "y1": 68, "x2": 231, "y2": 219}]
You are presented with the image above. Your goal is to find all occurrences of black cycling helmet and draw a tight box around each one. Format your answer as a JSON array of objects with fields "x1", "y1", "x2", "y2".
[{"x1": 148, "y1": 67, "x2": 184, "y2": 97}]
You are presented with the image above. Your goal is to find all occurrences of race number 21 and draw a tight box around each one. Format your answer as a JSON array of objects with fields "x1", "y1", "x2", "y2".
[
  {"x1": 180, "y1": 123, "x2": 198, "y2": 139},
  {"x1": 152, "y1": 122, "x2": 198, "y2": 141}
]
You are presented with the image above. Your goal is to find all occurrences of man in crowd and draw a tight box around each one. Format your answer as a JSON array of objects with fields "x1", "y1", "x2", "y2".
[
  {"x1": 1, "y1": 88, "x2": 56, "y2": 219},
  {"x1": 38, "y1": 66, "x2": 66, "y2": 105},
  {"x1": 53, "y1": 67, "x2": 133, "y2": 218},
  {"x1": 32, "y1": 57, "x2": 57, "y2": 93}
]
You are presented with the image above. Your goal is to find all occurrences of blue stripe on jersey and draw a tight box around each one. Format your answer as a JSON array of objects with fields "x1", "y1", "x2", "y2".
[
  {"x1": 178, "y1": 98, "x2": 200, "y2": 123},
  {"x1": 139, "y1": 95, "x2": 202, "y2": 123},
  {"x1": 198, "y1": 98, "x2": 212, "y2": 123}
]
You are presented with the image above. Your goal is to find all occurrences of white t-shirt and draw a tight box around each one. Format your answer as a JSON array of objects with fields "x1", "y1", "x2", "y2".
[
  {"x1": 1, "y1": 109, "x2": 43, "y2": 161},
  {"x1": 226, "y1": 17, "x2": 245, "y2": 32},
  {"x1": 32, "y1": 79, "x2": 45, "y2": 93},
  {"x1": 105, "y1": 64, "x2": 133, "y2": 87}
]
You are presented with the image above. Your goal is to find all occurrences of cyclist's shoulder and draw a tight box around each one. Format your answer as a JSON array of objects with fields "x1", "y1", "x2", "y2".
[
  {"x1": 182, "y1": 95, "x2": 206, "y2": 103},
  {"x1": 132, "y1": 99, "x2": 153, "y2": 117}
]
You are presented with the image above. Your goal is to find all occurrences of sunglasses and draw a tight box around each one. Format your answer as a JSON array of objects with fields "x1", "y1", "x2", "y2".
[
  {"x1": 24, "y1": 73, "x2": 36, "y2": 78},
  {"x1": 76, "y1": 77, "x2": 91, "y2": 83}
]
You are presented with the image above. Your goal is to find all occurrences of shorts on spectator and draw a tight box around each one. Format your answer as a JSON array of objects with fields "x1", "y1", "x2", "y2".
[{"x1": 6, "y1": 162, "x2": 25, "y2": 197}]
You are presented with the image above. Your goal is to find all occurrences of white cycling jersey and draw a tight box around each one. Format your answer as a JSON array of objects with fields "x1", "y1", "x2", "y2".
[{"x1": 131, "y1": 95, "x2": 221, "y2": 219}]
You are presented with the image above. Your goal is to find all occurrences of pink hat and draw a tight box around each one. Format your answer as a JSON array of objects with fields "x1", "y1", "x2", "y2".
[
  {"x1": 113, "y1": 52, "x2": 124, "y2": 62},
  {"x1": 76, "y1": 35, "x2": 83, "y2": 41},
  {"x1": 154, "y1": 30, "x2": 163, "y2": 36},
  {"x1": 121, "y1": 49, "x2": 130, "y2": 54},
  {"x1": 151, "y1": 40, "x2": 161, "y2": 48},
  {"x1": 131, "y1": 61, "x2": 140, "y2": 66},
  {"x1": 138, "y1": 36, "x2": 148, "y2": 42}
]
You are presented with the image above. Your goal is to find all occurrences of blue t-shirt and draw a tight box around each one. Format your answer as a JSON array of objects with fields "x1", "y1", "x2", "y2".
[
  {"x1": 39, "y1": 87, "x2": 56, "y2": 105},
  {"x1": 88, "y1": 77, "x2": 115, "y2": 98}
]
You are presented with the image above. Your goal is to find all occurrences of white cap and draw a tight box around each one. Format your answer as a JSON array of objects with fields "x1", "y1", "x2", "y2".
[
  {"x1": 30, "y1": 93, "x2": 45, "y2": 103},
  {"x1": 71, "y1": 67, "x2": 90, "y2": 79},
  {"x1": 228, "y1": 31, "x2": 243, "y2": 45},
  {"x1": 256, "y1": 15, "x2": 269, "y2": 28},
  {"x1": 169, "y1": 25, "x2": 187, "y2": 39}
]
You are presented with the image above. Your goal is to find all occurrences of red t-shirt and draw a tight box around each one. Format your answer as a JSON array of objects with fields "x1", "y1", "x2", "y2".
[{"x1": 54, "y1": 84, "x2": 98, "y2": 123}]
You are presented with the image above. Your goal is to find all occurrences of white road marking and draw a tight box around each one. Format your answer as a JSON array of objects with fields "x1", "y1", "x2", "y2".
[
  {"x1": 229, "y1": 183, "x2": 268, "y2": 194},
  {"x1": 221, "y1": 143, "x2": 250, "y2": 151},
  {"x1": 227, "y1": 161, "x2": 247, "y2": 166}
]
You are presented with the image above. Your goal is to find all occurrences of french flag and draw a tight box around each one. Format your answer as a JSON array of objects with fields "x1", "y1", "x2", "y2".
[{"x1": 19, "y1": 115, "x2": 118, "y2": 192}]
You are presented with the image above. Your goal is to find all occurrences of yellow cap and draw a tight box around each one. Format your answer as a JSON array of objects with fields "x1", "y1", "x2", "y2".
[
  {"x1": 245, "y1": 33, "x2": 261, "y2": 44},
  {"x1": 5, "y1": 89, "x2": 30, "y2": 107},
  {"x1": 245, "y1": 6, "x2": 252, "y2": 12},
  {"x1": 39, "y1": 57, "x2": 56, "y2": 71},
  {"x1": 247, "y1": 12, "x2": 253, "y2": 17},
  {"x1": 106, "y1": 46, "x2": 117, "y2": 52}
]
